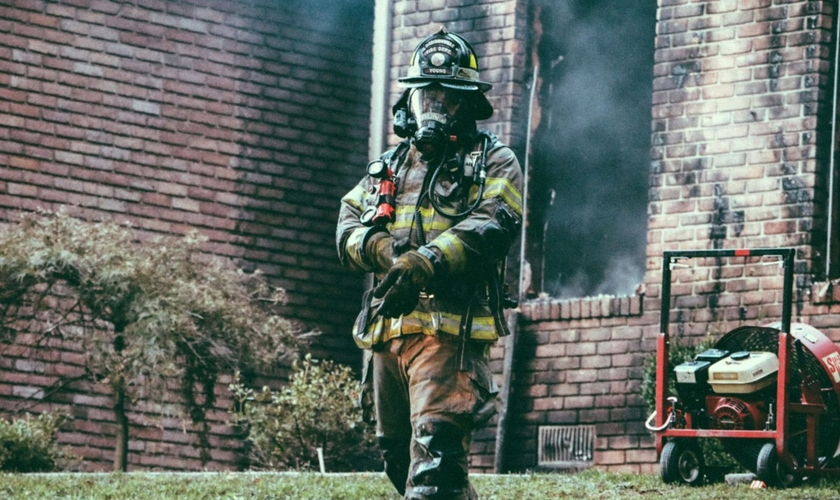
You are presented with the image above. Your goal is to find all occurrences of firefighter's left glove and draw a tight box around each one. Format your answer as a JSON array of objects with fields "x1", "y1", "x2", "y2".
[{"x1": 373, "y1": 250, "x2": 434, "y2": 318}]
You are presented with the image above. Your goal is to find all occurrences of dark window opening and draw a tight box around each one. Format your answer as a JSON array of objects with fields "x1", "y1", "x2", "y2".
[
  {"x1": 527, "y1": 0, "x2": 656, "y2": 298},
  {"x1": 819, "y1": 101, "x2": 839, "y2": 280},
  {"x1": 826, "y1": 22, "x2": 840, "y2": 280},
  {"x1": 813, "y1": 7, "x2": 840, "y2": 281}
]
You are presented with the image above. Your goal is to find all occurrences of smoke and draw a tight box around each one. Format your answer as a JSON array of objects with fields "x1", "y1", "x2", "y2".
[
  {"x1": 303, "y1": 0, "x2": 369, "y2": 32},
  {"x1": 532, "y1": 0, "x2": 656, "y2": 298}
]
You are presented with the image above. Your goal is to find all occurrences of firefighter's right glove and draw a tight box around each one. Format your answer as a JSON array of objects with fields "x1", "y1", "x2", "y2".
[
  {"x1": 364, "y1": 230, "x2": 395, "y2": 274},
  {"x1": 373, "y1": 250, "x2": 434, "y2": 318}
]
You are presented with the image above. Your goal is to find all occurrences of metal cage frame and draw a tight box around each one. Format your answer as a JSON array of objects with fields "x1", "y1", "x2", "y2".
[{"x1": 654, "y1": 248, "x2": 840, "y2": 480}]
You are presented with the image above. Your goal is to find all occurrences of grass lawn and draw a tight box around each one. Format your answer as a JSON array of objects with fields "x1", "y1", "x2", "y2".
[{"x1": 3, "y1": 469, "x2": 840, "y2": 499}]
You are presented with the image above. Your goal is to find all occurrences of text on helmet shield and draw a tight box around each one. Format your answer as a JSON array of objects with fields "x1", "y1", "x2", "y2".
[
  {"x1": 424, "y1": 38, "x2": 456, "y2": 50},
  {"x1": 424, "y1": 45, "x2": 455, "y2": 58}
]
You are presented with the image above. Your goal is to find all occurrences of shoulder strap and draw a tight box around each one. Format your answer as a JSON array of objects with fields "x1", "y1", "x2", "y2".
[
  {"x1": 476, "y1": 129, "x2": 499, "y2": 148},
  {"x1": 380, "y1": 139, "x2": 411, "y2": 175}
]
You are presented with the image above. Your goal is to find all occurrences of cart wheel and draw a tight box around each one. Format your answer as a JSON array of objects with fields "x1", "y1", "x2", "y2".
[
  {"x1": 661, "y1": 440, "x2": 705, "y2": 486},
  {"x1": 756, "y1": 443, "x2": 799, "y2": 488}
]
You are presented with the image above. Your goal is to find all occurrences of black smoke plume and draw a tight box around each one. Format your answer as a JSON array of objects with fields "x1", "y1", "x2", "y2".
[{"x1": 529, "y1": 0, "x2": 656, "y2": 298}]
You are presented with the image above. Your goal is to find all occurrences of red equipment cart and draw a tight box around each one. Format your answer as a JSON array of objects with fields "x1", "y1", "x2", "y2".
[{"x1": 652, "y1": 248, "x2": 840, "y2": 486}]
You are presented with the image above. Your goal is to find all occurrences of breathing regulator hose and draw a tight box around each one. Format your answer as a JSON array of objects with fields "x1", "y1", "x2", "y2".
[
  {"x1": 644, "y1": 411, "x2": 672, "y2": 432},
  {"x1": 428, "y1": 136, "x2": 489, "y2": 219},
  {"x1": 644, "y1": 397, "x2": 679, "y2": 432}
]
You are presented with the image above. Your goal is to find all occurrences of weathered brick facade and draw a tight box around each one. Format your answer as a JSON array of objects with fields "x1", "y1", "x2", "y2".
[
  {"x1": 0, "y1": 0, "x2": 373, "y2": 362},
  {"x1": 0, "y1": 0, "x2": 372, "y2": 470},
  {"x1": 4, "y1": 0, "x2": 840, "y2": 477},
  {"x1": 496, "y1": 0, "x2": 840, "y2": 475}
]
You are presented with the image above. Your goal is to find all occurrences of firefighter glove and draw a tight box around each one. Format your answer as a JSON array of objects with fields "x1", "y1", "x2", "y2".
[
  {"x1": 373, "y1": 250, "x2": 435, "y2": 318},
  {"x1": 364, "y1": 230, "x2": 395, "y2": 274}
]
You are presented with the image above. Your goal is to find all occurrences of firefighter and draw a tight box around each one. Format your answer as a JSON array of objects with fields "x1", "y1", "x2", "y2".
[{"x1": 336, "y1": 28, "x2": 523, "y2": 500}]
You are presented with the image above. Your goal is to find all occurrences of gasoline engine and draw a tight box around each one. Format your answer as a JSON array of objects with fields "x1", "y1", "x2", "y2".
[
  {"x1": 674, "y1": 348, "x2": 778, "y2": 434},
  {"x1": 654, "y1": 249, "x2": 840, "y2": 488},
  {"x1": 659, "y1": 323, "x2": 840, "y2": 485}
]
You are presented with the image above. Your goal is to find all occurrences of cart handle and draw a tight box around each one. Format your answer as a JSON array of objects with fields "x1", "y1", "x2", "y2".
[{"x1": 660, "y1": 248, "x2": 795, "y2": 337}]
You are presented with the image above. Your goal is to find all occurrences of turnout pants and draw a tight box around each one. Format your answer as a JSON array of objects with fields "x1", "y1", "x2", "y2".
[{"x1": 369, "y1": 333, "x2": 497, "y2": 500}]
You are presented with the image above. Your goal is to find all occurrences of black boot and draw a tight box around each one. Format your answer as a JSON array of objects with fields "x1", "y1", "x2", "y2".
[{"x1": 405, "y1": 420, "x2": 474, "y2": 500}]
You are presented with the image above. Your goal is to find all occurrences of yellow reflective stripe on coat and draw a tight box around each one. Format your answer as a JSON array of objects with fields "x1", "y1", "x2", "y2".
[
  {"x1": 393, "y1": 204, "x2": 455, "y2": 233},
  {"x1": 483, "y1": 177, "x2": 522, "y2": 215},
  {"x1": 354, "y1": 313, "x2": 498, "y2": 348},
  {"x1": 392, "y1": 205, "x2": 420, "y2": 231},
  {"x1": 344, "y1": 226, "x2": 372, "y2": 272},
  {"x1": 429, "y1": 232, "x2": 468, "y2": 273},
  {"x1": 389, "y1": 311, "x2": 497, "y2": 340}
]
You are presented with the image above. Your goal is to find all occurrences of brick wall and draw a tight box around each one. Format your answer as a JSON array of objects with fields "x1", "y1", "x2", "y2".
[
  {"x1": 497, "y1": 0, "x2": 840, "y2": 475},
  {"x1": 500, "y1": 294, "x2": 652, "y2": 473},
  {"x1": 0, "y1": 0, "x2": 373, "y2": 470},
  {"x1": 3, "y1": 331, "x2": 255, "y2": 470},
  {"x1": 0, "y1": 0, "x2": 373, "y2": 363},
  {"x1": 6, "y1": 0, "x2": 840, "y2": 477},
  {"x1": 648, "y1": 0, "x2": 838, "y2": 340}
]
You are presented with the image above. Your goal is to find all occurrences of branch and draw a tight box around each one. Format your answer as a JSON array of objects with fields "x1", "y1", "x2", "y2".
[
  {"x1": 10, "y1": 372, "x2": 90, "y2": 413},
  {"x1": 39, "y1": 298, "x2": 84, "y2": 338}
]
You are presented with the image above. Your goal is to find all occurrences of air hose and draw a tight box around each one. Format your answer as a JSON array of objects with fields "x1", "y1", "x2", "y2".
[{"x1": 427, "y1": 136, "x2": 489, "y2": 219}]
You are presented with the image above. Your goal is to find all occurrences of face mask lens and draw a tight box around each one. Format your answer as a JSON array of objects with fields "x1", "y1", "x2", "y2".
[
  {"x1": 441, "y1": 90, "x2": 463, "y2": 115},
  {"x1": 409, "y1": 87, "x2": 467, "y2": 158},
  {"x1": 410, "y1": 88, "x2": 462, "y2": 118}
]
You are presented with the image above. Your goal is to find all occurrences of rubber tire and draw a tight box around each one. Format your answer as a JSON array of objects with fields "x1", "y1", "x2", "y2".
[
  {"x1": 723, "y1": 438, "x2": 765, "y2": 473},
  {"x1": 661, "y1": 440, "x2": 705, "y2": 486},
  {"x1": 756, "y1": 443, "x2": 799, "y2": 488}
]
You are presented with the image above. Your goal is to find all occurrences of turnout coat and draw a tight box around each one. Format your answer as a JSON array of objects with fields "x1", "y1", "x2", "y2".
[{"x1": 336, "y1": 133, "x2": 523, "y2": 349}]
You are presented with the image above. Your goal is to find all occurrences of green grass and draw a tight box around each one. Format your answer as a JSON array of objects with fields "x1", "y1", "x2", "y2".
[{"x1": 2, "y1": 470, "x2": 840, "y2": 499}]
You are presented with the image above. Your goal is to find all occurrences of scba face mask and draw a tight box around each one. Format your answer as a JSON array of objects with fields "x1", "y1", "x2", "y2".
[{"x1": 409, "y1": 86, "x2": 465, "y2": 159}]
